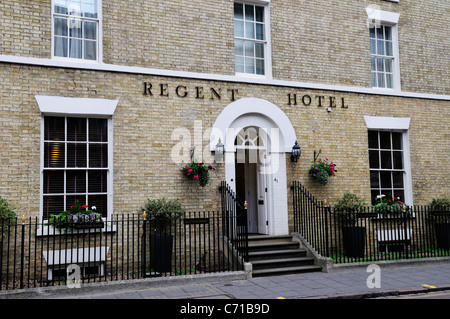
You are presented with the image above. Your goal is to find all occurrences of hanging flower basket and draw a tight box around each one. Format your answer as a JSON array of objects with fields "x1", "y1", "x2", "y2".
[
  {"x1": 308, "y1": 157, "x2": 337, "y2": 185},
  {"x1": 181, "y1": 161, "x2": 215, "y2": 187}
]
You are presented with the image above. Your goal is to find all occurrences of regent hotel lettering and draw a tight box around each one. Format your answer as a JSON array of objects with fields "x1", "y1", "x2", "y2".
[{"x1": 142, "y1": 82, "x2": 349, "y2": 108}]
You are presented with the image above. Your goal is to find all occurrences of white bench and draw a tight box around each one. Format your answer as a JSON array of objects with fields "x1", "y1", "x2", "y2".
[
  {"x1": 376, "y1": 229, "x2": 412, "y2": 253},
  {"x1": 43, "y1": 246, "x2": 109, "y2": 281}
]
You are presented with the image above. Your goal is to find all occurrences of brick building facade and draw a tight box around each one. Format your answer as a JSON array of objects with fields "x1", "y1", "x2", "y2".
[{"x1": 0, "y1": 0, "x2": 449, "y2": 236}]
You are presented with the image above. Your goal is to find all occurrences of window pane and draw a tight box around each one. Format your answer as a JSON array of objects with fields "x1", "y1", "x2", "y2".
[
  {"x1": 392, "y1": 132, "x2": 402, "y2": 149},
  {"x1": 385, "y1": 58, "x2": 392, "y2": 73},
  {"x1": 67, "y1": 117, "x2": 87, "y2": 141},
  {"x1": 371, "y1": 56, "x2": 376, "y2": 71},
  {"x1": 88, "y1": 170, "x2": 107, "y2": 193},
  {"x1": 45, "y1": 117, "x2": 65, "y2": 141},
  {"x1": 235, "y1": 56, "x2": 244, "y2": 73},
  {"x1": 377, "y1": 40, "x2": 385, "y2": 55},
  {"x1": 393, "y1": 151, "x2": 403, "y2": 169},
  {"x1": 44, "y1": 142, "x2": 65, "y2": 167},
  {"x1": 370, "y1": 39, "x2": 376, "y2": 55},
  {"x1": 43, "y1": 196, "x2": 64, "y2": 219},
  {"x1": 380, "y1": 151, "x2": 392, "y2": 169},
  {"x1": 84, "y1": 0, "x2": 97, "y2": 18},
  {"x1": 385, "y1": 26, "x2": 392, "y2": 40},
  {"x1": 393, "y1": 190, "x2": 404, "y2": 203},
  {"x1": 66, "y1": 195, "x2": 86, "y2": 209},
  {"x1": 54, "y1": 37, "x2": 68, "y2": 57},
  {"x1": 245, "y1": 57, "x2": 255, "y2": 74},
  {"x1": 84, "y1": 21, "x2": 97, "y2": 39},
  {"x1": 368, "y1": 130, "x2": 378, "y2": 148},
  {"x1": 89, "y1": 144, "x2": 108, "y2": 168},
  {"x1": 234, "y1": 3, "x2": 243, "y2": 19},
  {"x1": 66, "y1": 170, "x2": 86, "y2": 193},
  {"x1": 369, "y1": 150, "x2": 379, "y2": 168},
  {"x1": 376, "y1": 26, "x2": 384, "y2": 39},
  {"x1": 386, "y1": 41, "x2": 393, "y2": 56},
  {"x1": 369, "y1": 26, "x2": 375, "y2": 39},
  {"x1": 380, "y1": 171, "x2": 392, "y2": 188},
  {"x1": 68, "y1": 1, "x2": 82, "y2": 16},
  {"x1": 84, "y1": 40, "x2": 96, "y2": 60},
  {"x1": 255, "y1": 59, "x2": 264, "y2": 75},
  {"x1": 235, "y1": 39, "x2": 243, "y2": 56},
  {"x1": 245, "y1": 22, "x2": 254, "y2": 39},
  {"x1": 234, "y1": 20, "x2": 244, "y2": 38},
  {"x1": 67, "y1": 143, "x2": 87, "y2": 167},
  {"x1": 256, "y1": 23, "x2": 264, "y2": 40},
  {"x1": 69, "y1": 38, "x2": 82, "y2": 58},
  {"x1": 43, "y1": 170, "x2": 64, "y2": 194},
  {"x1": 376, "y1": 57, "x2": 384, "y2": 72},
  {"x1": 371, "y1": 190, "x2": 380, "y2": 205},
  {"x1": 87, "y1": 194, "x2": 107, "y2": 217},
  {"x1": 54, "y1": 0, "x2": 68, "y2": 14},
  {"x1": 245, "y1": 4, "x2": 254, "y2": 20},
  {"x1": 377, "y1": 72, "x2": 385, "y2": 88},
  {"x1": 379, "y1": 131, "x2": 391, "y2": 149},
  {"x1": 69, "y1": 19, "x2": 83, "y2": 38},
  {"x1": 386, "y1": 73, "x2": 393, "y2": 89},
  {"x1": 393, "y1": 171, "x2": 404, "y2": 188},
  {"x1": 54, "y1": 17, "x2": 68, "y2": 36},
  {"x1": 255, "y1": 6, "x2": 264, "y2": 22},
  {"x1": 371, "y1": 72, "x2": 377, "y2": 87},
  {"x1": 255, "y1": 42, "x2": 264, "y2": 58},
  {"x1": 370, "y1": 171, "x2": 380, "y2": 188},
  {"x1": 244, "y1": 41, "x2": 254, "y2": 57},
  {"x1": 89, "y1": 118, "x2": 108, "y2": 142}
]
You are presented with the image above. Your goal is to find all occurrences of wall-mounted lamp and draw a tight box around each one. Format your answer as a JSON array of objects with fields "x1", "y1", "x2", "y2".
[
  {"x1": 290, "y1": 140, "x2": 301, "y2": 162},
  {"x1": 215, "y1": 138, "x2": 225, "y2": 162}
]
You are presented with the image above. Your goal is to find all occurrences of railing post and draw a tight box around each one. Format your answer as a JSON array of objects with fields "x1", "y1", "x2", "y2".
[
  {"x1": 20, "y1": 215, "x2": 25, "y2": 289},
  {"x1": 243, "y1": 201, "x2": 248, "y2": 262},
  {"x1": 142, "y1": 211, "x2": 147, "y2": 277}
]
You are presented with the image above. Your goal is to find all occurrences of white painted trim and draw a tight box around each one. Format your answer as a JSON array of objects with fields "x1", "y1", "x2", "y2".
[
  {"x1": 364, "y1": 115, "x2": 410, "y2": 130},
  {"x1": 1, "y1": 54, "x2": 449, "y2": 101},
  {"x1": 364, "y1": 115, "x2": 413, "y2": 206},
  {"x1": 366, "y1": 7, "x2": 400, "y2": 25},
  {"x1": 210, "y1": 97, "x2": 297, "y2": 152},
  {"x1": 36, "y1": 95, "x2": 118, "y2": 116}
]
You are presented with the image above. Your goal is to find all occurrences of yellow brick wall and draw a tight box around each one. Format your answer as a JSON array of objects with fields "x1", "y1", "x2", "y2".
[
  {"x1": 0, "y1": 0, "x2": 448, "y2": 94},
  {"x1": 0, "y1": 63, "x2": 448, "y2": 220}
]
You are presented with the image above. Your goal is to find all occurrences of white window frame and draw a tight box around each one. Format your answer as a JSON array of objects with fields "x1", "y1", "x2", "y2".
[
  {"x1": 366, "y1": 8, "x2": 401, "y2": 91},
  {"x1": 51, "y1": 0, "x2": 103, "y2": 63},
  {"x1": 234, "y1": 0, "x2": 272, "y2": 80},
  {"x1": 364, "y1": 115, "x2": 412, "y2": 206},
  {"x1": 36, "y1": 96, "x2": 118, "y2": 224}
]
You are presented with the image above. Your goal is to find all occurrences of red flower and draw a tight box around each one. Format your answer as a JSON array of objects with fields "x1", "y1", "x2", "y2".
[
  {"x1": 70, "y1": 205, "x2": 75, "y2": 209},
  {"x1": 82, "y1": 204, "x2": 89, "y2": 209},
  {"x1": 194, "y1": 175, "x2": 199, "y2": 179}
]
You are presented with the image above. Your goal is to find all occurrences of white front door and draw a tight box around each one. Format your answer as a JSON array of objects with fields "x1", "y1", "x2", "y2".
[{"x1": 256, "y1": 152, "x2": 269, "y2": 234}]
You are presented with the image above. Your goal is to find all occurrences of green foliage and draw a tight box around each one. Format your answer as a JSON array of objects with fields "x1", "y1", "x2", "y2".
[
  {"x1": 0, "y1": 196, "x2": 17, "y2": 235},
  {"x1": 430, "y1": 197, "x2": 450, "y2": 210},
  {"x1": 48, "y1": 200, "x2": 103, "y2": 230},
  {"x1": 334, "y1": 193, "x2": 367, "y2": 225},
  {"x1": 181, "y1": 161, "x2": 215, "y2": 187},
  {"x1": 373, "y1": 193, "x2": 408, "y2": 216},
  {"x1": 308, "y1": 157, "x2": 337, "y2": 185},
  {"x1": 141, "y1": 198, "x2": 185, "y2": 220}
]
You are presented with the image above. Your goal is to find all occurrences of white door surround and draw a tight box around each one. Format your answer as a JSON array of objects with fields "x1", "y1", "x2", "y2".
[{"x1": 210, "y1": 98, "x2": 297, "y2": 235}]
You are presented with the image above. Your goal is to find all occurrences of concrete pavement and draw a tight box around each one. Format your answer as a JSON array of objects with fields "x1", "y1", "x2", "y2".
[{"x1": 2, "y1": 258, "x2": 450, "y2": 300}]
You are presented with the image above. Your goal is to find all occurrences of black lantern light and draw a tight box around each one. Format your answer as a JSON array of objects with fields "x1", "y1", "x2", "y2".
[{"x1": 290, "y1": 140, "x2": 301, "y2": 162}]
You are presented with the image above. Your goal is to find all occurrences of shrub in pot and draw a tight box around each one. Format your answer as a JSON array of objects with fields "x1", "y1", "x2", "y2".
[
  {"x1": 141, "y1": 198, "x2": 185, "y2": 273},
  {"x1": 429, "y1": 197, "x2": 450, "y2": 250},
  {"x1": 334, "y1": 193, "x2": 368, "y2": 258}
]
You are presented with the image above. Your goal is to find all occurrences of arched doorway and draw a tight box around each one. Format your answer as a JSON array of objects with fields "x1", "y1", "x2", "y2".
[{"x1": 210, "y1": 98, "x2": 297, "y2": 235}]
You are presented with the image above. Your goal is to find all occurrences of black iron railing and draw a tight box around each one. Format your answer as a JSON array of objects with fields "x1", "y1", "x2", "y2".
[
  {"x1": 0, "y1": 211, "x2": 244, "y2": 291},
  {"x1": 219, "y1": 181, "x2": 249, "y2": 262},
  {"x1": 292, "y1": 181, "x2": 450, "y2": 264}
]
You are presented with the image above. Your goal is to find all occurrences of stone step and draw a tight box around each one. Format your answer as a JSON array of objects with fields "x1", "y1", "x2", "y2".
[
  {"x1": 247, "y1": 241, "x2": 300, "y2": 253},
  {"x1": 248, "y1": 248, "x2": 308, "y2": 261},
  {"x1": 248, "y1": 234, "x2": 294, "y2": 244},
  {"x1": 252, "y1": 265, "x2": 323, "y2": 277},
  {"x1": 251, "y1": 256, "x2": 316, "y2": 270}
]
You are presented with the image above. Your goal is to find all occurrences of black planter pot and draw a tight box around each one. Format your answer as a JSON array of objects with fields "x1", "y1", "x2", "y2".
[
  {"x1": 434, "y1": 223, "x2": 450, "y2": 250},
  {"x1": 150, "y1": 234, "x2": 173, "y2": 273},
  {"x1": 342, "y1": 226, "x2": 366, "y2": 258}
]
